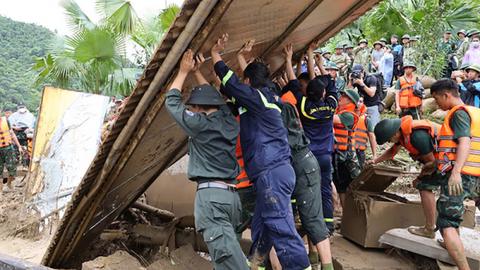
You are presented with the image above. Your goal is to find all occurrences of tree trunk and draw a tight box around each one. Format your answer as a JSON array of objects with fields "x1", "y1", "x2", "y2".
[
  {"x1": 418, "y1": 75, "x2": 436, "y2": 89},
  {"x1": 383, "y1": 88, "x2": 396, "y2": 110},
  {"x1": 421, "y1": 98, "x2": 438, "y2": 113}
]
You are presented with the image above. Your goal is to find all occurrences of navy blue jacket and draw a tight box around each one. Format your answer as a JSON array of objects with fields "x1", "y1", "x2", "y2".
[
  {"x1": 214, "y1": 61, "x2": 291, "y2": 179},
  {"x1": 287, "y1": 77, "x2": 338, "y2": 155}
]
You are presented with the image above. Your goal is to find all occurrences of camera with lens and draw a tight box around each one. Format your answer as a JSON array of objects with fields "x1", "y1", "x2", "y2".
[{"x1": 350, "y1": 71, "x2": 362, "y2": 80}]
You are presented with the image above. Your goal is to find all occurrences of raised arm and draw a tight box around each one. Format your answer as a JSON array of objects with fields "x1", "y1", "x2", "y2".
[
  {"x1": 314, "y1": 53, "x2": 327, "y2": 75},
  {"x1": 170, "y1": 49, "x2": 194, "y2": 91},
  {"x1": 237, "y1": 39, "x2": 255, "y2": 72},
  {"x1": 306, "y1": 41, "x2": 317, "y2": 80},
  {"x1": 283, "y1": 44, "x2": 296, "y2": 81},
  {"x1": 192, "y1": 53, "x2": 208, "y2": 85}
]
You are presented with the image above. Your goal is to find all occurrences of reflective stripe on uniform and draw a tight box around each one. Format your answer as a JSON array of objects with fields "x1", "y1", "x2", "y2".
[
  {"x1": 324, "y1": 218, "x2": 334, "y2": 222},
  {"x1": 222, "y1": 70, "x2": 234, "y2": 86},
  {"x1": 256, "y1": 90, "x2": 281, "y2": 113},
  {"x1": 300, "y1": 97, "x2": 317, "y2": 120}
]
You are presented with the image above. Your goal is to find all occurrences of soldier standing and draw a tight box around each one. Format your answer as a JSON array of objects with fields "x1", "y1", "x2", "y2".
[
  {"x1": 330, "y1": 44, "x2": 351, "y2": 79},
  {"x1": 353, "y1": 39, "x2": 370, "y2": 72},
  {"x1": 0, "y1": 112, "x2": 23, "y2": 191}
]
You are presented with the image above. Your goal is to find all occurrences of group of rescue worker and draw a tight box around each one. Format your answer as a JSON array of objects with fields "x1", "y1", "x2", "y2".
[
  {"x1": 0, "y1": 104, "x2": 35, "y2": 192},
  {"x1": 165, "y1": 32, "x2": 479, "y2": 270}
]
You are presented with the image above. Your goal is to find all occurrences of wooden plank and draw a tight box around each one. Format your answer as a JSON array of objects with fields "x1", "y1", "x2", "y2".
[{"x1": 379, "y1": 228, "x2": 480, "y2": 270}]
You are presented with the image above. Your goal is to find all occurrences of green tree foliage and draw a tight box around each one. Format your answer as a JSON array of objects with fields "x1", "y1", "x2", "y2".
[
  {"x1": 34, "y1": 0, "x2": 180, "y2": 96},
  {"x1": 326, "y1": 0, "x2": 480, "y2": 78},
  {"x1": 0, "y1": 16, "x2": 54, "y2": 111}
]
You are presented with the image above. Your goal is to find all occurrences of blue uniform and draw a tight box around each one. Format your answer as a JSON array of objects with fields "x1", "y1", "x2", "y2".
[
  {"x1": 287, "y1": 78, "x2": 338, "y2": 233},
  {"x1": 215, "y1": 61, "x2": 310, "y2": 270},
  {"x1": 459, "y1": 80, "x2": 480, "y2": 108}
]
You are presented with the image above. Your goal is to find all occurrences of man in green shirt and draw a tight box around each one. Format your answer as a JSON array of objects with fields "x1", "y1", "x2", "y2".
[
  {"x1": 430, "y1": 79, "x2": 480, "y2": 270},
  {"x1": 330, "y1": 44, "x2": 351, "y2": 78},
  {"x1": 370, "y1": 116, "x2": 440, "y2": 239},
  {"x1": 165, "y1": 50, "x2": 249, "y2": 270}
]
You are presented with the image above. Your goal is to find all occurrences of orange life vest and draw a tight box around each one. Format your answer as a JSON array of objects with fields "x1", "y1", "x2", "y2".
[
  {"x1": 334, "y1": 111, "x2": 359, "y2": 151},
  {"x1": 398, "y1": 75, "x2": 422, "y2": 109},
  {"x1": 234, "y1": 116, "x2": 252, "y2": 189},
  {"x1": 281, "y1": 91, "x2": 298, "y2": 106},
  {"x1": 0, "y1": 117, "x2": 12, "y2": 148},
  {"x1": 398, "y1": 115, "x2": 440, "y2": 160},
  {"x1": 437, "y1": 105, "x2": 480, "y2": 176},
  {"x1": 354, "y1": 115, "x2": 369, "y2": 151}
]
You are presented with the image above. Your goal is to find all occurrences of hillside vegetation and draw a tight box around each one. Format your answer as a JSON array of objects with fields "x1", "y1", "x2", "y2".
[{"x1": 0, "y1": 16, "x2": 54, "y2": 111}]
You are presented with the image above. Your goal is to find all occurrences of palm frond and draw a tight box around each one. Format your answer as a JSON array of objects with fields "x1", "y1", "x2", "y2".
[{"x1": 60, "y1": 0, "x2": 95, "y2": 32}]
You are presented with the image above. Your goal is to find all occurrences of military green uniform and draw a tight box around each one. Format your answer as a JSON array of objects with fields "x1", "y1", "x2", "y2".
[
  {"x1": 407, "y1": 130, "x2": 440, "y2": 191},
  {"x1": 165, "y1": 89, "x2": 249, "y2": 270},
  {"x1": 403, "y1": 46, "x2": 418, "y2": 67},
  {"x1": 438, "y1": 39, "x2": 457, "y2": 55},
  {"x1": 330, "y1": 53, "x2": 351, "y2": 77},
  {"x1": 333, "y1": 112, "x2": 361, "y2": 193},
  {"x1": 353, "y1": 47, "x2": 370, "y2": 73},
  {"x1": 436, "y1": 110, "x2": 479, "y2": 229},
  {"x1": 457, "y1": 39, "x2": 470, "y2": 62},
  {"x1": 0, "y1": 145, "x2": 17, "y2": 177},
  {"x1": 279, "y1": 102, "x2": 329, "y2": 244}
]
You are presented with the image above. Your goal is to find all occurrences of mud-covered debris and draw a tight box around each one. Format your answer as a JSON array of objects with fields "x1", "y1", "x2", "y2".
[{"x1": 81, "y1": 250, "x2": 145, "y2": 270}]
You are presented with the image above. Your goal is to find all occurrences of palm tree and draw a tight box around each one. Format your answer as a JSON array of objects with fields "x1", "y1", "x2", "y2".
[{"x1": 33, "y1": 0, "x2": 180, "y2": 96}]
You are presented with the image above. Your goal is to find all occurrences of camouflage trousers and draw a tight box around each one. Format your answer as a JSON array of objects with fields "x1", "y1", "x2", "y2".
[
  {"x1": 333, "y1": 150, "x2": 361, "y2": 193},
  {"x1": 0, "y1": 145, "x2": 17, "y2": 177},
  {"x1": 436, "y1": 172, "x2": 479, "y2": 229}
]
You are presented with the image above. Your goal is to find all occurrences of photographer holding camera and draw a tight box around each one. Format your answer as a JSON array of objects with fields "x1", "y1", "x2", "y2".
[
  {"x1": 394, "y1": 62, "x2": 424, "y2": 120},
  {"x1": 349, "y1": 64, "x2": 382, "y2": 127}
]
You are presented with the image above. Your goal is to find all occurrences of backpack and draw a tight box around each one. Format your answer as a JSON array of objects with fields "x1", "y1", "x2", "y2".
[{"x1": 366, "y1": 73, "x2": 385, "y2": 99}]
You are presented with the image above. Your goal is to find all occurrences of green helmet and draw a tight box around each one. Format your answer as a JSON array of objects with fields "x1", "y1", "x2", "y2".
[
  {"x1": 186, "y1": 84, "x2": 225, "y2": 106},
  {"x1": 335, "y1": 44, "x2": 344, "y2": 49},
  {"x1": 313, "y1": 48, "x2": 323, "y2": 54},
  {"x1": 457, "y1": 29, "x2": 466, "y2": 36},
  {"x1": 467, "y1": 29, "x2": 480, "y2": 38},
  {"x1": 403, "y1": 62, "x2": 417, "y2": 70},
  {"x1": 401, "y1": 34, "x2": 411, "y2": 40},
  {"x1": 466, "y1": 64, "x2": 480, "y2": 74},
  {"x1": 358, "y1": 39, "x2": 368, "y2": 45},
  {"x1": 343, "y1": 89, "x2": 360, "y2": 105},
  {"x1": 373, "y1": 41, "x2": 383, "y2": 47},
  {"x1": 410, "y1": 36, "x2": 418, "y2": 41},
  {"x1": 345, "y1": 43, "x2": 354, "y2": 49},
  {"x1": 325, "y1": 62, "x2": 339, "y2": 71},
  {"x1": 445, "y1": 30, "x2": 452, "y2": 34},
  {"x1": 322, "y1": 50, "x2": 331, "y2": 56},
  {"x1": 379, "y1": 38, "x2": 387, "y2": 43},
  {"x1": 374, "y1": 119, "x2": 402, "y2": 145}
]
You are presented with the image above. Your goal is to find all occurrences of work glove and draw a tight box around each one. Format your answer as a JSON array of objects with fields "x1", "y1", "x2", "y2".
[{"x1": 448, "y1": 171, "x2": 464, "y2": 196}]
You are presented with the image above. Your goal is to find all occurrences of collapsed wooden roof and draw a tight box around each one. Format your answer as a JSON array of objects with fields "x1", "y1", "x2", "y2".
[{"x1": 42, "y1": 0, "x2": 381, "y2": 267}]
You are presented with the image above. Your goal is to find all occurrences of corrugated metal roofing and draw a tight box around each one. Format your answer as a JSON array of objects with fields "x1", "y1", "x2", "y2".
[{"x1": 42, "y1": 0, "x2": 381, "y2": 267}]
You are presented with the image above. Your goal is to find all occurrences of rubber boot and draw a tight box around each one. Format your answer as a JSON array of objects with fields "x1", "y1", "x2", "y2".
[
  {"x1": 408, "y1": 225, "x2": 435, "y2": 239},
  {"x1": 7, "y1": 176, "x2": 14, "y2": 190}
]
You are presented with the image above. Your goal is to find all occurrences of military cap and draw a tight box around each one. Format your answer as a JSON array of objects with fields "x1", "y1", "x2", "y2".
[
  {"x1": 335, "y1": 44, "x2": 344, "y2": 49},
  {"x1": 468, "y1": 29, "x2": 480, "y2": 38},
  {"x1": 322, "y1": 50, "x2": 331, "y2": 56},
  {"x1": 186, "y1": 84, "x2": 225, "y2": 106},
  {"x1": 403, "y1": 62, "x2": 417, "y2": 70},
  {"x1": 345, "y1": 43, "x2": 354, "y2": 49},
  {"x1": 343, "y1": 89, "x2": 360, "y2": 105},
  {"x1": 401, "y1": 34, "x2": 411, "y2": 40},
  {"x1": 457, "y1": 29, "x2": 466, "y2": 36},
  {"x1": 444, "y1": 30, "x2": 452, "y2": 34},
  {"x1": 358, "y1": 39, "x2": 368, "y2": 45},
  {"x1": 373, "y1": 41, "x2": 384, "y2": 47},
  {"x1": 410, "y1": 36, "x2": 418, "y2": 41},
  {"x1": 380, "y1": 38, "x2": 387, "y2": 43},
  {"x1": 325, "y1": 62, "x2": 339, "y2": 71},
  {"x1": 374, "y1": 119, "x2": 401, "y2": 145},
  {"x1": 466, "y1": 64, "x2": 480, "y2": 74}
]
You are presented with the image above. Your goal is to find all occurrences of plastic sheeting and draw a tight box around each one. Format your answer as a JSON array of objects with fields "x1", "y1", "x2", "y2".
[{"x1": 29, "y1": 87, "x2": 110, "y2": 217}]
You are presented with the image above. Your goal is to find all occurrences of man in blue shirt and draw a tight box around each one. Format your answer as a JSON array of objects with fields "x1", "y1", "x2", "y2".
[{"x1": 211, "y1": 34, "x2": 310, "y2": 270}]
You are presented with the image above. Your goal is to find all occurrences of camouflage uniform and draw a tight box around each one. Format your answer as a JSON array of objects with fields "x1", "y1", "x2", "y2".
[
  {"x1": 353, "y1": 46, "x2": 370, "y2": 73},
  {"x1": 403, "y1": 46, "x2": 418, "y2": 67},
  {"x1": 436, "y1": 172, "x2": 478, "y2": 228},
  {"x1": 0, "y1": 145, "x2": 17, "y2": 177},
  {"x1": 330, "y1": 53, "x2": 351, "y2": 77}
]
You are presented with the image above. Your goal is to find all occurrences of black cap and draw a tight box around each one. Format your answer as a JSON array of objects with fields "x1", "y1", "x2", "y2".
[{"x1": 186, "y1": 84, "x2": 225, "y2": 106}]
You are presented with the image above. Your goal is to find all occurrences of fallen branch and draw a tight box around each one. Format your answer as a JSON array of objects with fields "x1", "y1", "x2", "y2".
[{"x1": 131, "y1": 201, "x2": 175, "y2": 221}]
